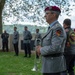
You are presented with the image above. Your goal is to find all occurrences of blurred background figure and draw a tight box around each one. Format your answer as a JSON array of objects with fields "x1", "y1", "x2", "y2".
[
  {"x1": 12, "y1": 27, "x2": 19, "y2": 56},
  {"x1": 34, "y1": 28, "x2": 42, "y2": 59},
  {"x1": 31, "y1": 28, "x2": 42, "y2": 71},
  {"x1": 23, "y1": 26, "x2": 32, "y2": 58},
  {"x1": 62, "y1": 18, "x2": 75, "y2": 75},
  {"x1": 1, "y1": 30, "x2": 9, "y2": 52}
]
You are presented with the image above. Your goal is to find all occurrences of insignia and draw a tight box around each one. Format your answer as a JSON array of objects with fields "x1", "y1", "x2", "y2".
[
  {"x1": 56, "y1": 30, "x2": 61, "y2": 36},
  {"x1": 69, "y1": 30, "x2": 75, "y2": 45}
]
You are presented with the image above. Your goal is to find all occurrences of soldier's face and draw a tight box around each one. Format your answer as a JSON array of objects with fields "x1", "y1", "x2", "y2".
[
  {"x1": 14, "y1": 28, "x2": 16, "y2": 31},
  {"x1": 44, "y1": 11, "x2": 55, "y2": 24},
  {"x1": 63, "y1": 23, "x2": 68, "y2": 29},
  {"x1": 24, "y1": 27, "x2": 27, "y2": 30},
  {"x1": 36, "y1": 29, "x2": 39, "y2": 33}
]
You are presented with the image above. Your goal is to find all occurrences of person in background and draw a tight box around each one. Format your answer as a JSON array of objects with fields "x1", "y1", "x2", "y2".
[
  {"x1": 12, "y1": 27, "x2": 19, "y2": 56},
  {"x1": 23, "y1": 26, "x2": 32, "y2": 58},
  {"x1": 1, "y1": 30, "x2": 9, "y2": 52},
  {"x1": 36, "y1": 6, "x2": 67, "y2": 75},
  {"x1": 34, "y1": 28, "x2": 42, "y2": 59},
  {"x1": 62, "y1": 18, "x2": 75, "y2": 75}
]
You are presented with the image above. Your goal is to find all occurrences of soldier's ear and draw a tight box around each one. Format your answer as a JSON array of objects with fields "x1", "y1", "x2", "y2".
[{"x1": 53, "y1": 13, "x2": 56, "y2": 17}]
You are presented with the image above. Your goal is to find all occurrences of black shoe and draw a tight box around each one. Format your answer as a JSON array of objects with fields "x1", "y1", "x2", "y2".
[
  {"x1": 24, "y1": 55, "x2": 27, "y2": 57},
  {"x1": 14, "y1": 54, "x2": 18, "y2": 56},
  {"x1": 6, "y1": 50, "x2": 9, "y2": 52},
  {"x1": 28, "y1": 55, "x2": 31, "y2": 58},
  {"x1": 36, "y1": 57, "x2": 39, "y2": 59},
  {"x1": 3, "y1": 50, "x2": 5, "y2": 52}
]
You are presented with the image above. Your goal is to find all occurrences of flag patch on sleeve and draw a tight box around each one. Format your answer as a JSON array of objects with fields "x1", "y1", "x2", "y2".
[{"x1": 56, "y1": 30, "x2": 61, "y2": 36}]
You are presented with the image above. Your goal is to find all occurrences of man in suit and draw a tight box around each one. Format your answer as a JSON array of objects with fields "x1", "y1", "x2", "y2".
[
  {"x1": 62, "y1": 19, "x2": 75, "y2": 75},
  {"x1": 23, "y1": 26, "x2": 32, "y2": 58},
  {"x1": 12, "y1": 27, "x2": 19, "y2": 56},
  {"x1": 1, "y1": 30, "x2": 9, "y2": 52},
  {"x1": 36, "y1": 6, "x2": 67, "y2": 75}
]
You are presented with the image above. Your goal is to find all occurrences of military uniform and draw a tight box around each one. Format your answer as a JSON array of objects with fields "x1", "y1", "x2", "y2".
[
  {"x1": 1, "y1": 31, "x2": 9, "y2": 52},
  {"x1": 12, "y1": 30, "x2": 19, "y2": 56},
  {"x1": 36, "y1": 6, "x2": 67, "y2": 75},
  {"x1": 35, "y1": 29, "x2": 42, "y2": 58},
  {"x1": 40, "y1": 21, "x2": 66, "y2": 74},
  {"x1": 35, "y1": 32, "x2": 42, "y2": 46},
  {"x1": 64, "y1": 27, "x2": 75, "y2": 75},
  {"x1": 23, "y1": 29, "x2": 32, "y2": 57}
]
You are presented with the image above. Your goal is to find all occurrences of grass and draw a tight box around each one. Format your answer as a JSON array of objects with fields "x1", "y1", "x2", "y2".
[{"x1": 0, "y1": 51, "x2": 42, "y2": 75}]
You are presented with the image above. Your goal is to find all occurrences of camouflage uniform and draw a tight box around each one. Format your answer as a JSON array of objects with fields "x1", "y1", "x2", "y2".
[{"x1": 64, "y1": 27, "x2": 75, "y2": 75}]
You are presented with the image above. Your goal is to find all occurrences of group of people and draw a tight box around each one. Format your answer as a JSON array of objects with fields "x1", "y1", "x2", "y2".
[
  {"x1": 36, "y1": 6, "x2": 75, "y2": 75},
  {"x1": 1, "y1": 5, "x2": 75, "y2": 75},
  {"x1": 1, "y1": 26, "x2": 42, "y2": 58}
]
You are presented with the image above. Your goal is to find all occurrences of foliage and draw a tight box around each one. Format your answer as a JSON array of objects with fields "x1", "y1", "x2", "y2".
[
  {"x1": 0, "y1": 51, "x2": 41, "y2": 75},
  {"x1": 2, "y1": 0, "x2": 75, "y2": 26}
]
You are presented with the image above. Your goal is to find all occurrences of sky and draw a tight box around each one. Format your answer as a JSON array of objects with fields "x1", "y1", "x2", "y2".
[
  {"x1": 4, "y1": 10, "x2": 75, "y2": 28},
  {"x1": 58, "y1": 0, "x2": 75, "y2": 28},
  {"x1": 3, "y1": 0, "x2": 75, "y2": 28},
  {"x1": 58, "y1": 14, "x2": 75, "y2": 28}
]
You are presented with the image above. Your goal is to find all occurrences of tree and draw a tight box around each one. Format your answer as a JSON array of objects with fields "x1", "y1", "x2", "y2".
[
  {"x1": 0, "y1": 0, "x2": 5, "y2": 34},
  {"x1": 0, "y1": 0, "x2": 75, "y2": 34}
]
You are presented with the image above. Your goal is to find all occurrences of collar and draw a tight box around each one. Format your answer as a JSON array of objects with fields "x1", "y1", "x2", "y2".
[{"x1": 48, "y1": 20, "x2": 58, "y2": 28}]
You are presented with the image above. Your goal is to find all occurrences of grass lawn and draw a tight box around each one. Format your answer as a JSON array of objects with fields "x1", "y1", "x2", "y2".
[{"x1": 0, "y1": 51, "x2": 42, "y2": 75}]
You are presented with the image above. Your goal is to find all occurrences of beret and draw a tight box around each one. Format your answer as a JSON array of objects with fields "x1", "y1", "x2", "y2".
[{"x1": 44, "y1": 6, "x2": 61, "y2": 13}]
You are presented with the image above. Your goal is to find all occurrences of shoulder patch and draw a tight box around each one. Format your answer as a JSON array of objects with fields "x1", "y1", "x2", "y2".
[
  {"x1": 69, "y1": 30, "x2": 75, "y2": 44},
  {"x1": 56, "y1": 30, "x2": 61, "y2": 36}
]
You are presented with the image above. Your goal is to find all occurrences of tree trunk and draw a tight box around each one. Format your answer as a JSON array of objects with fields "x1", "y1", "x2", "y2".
[{"x1": 0, "y1": 0, "x2": 5, "y2": 34}]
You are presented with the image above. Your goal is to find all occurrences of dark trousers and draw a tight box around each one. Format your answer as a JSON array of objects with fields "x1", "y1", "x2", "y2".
[
  {"x1": 13, "y1": 42, "x2": 19, "y2": 56},
  {"x1": 36, "y1": 52, "x2": 39, "y2": 59},
  {"x1": 64, "y1": 54, "x2": 75, "y2": 75},
  {"x1": 2, "y1": 42, "x2": 8, "y2": 52},
  {"x1": 24, "y1": 43, "x2": 31, "y2": 57}
]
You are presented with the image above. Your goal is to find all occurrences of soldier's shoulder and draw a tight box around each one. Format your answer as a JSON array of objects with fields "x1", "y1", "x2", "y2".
[
  {"x1": 52, "y1": 23, "x2": 65, "y2": 36},
  {"x1": 7, "y1": 33, "x2": 9, "y2": 35},
  {"x1": 52, "y1": 23, "x2": 63, "y2": 31},
  {"x1": 16, "y1": 31, "x2": 19, "y2": 33},
  {"x1": 28, "y1": 30, "x2": 32, "y2": 34}
]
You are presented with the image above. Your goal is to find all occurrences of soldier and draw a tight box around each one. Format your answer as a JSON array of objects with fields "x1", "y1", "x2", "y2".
[
  {"x1": 12, "y1": 27, "x2": 19, "y2": 56},
  {"x1": 23, "y1": 26, "x2": 32, "y2": 58},
  {"x1": 36, "y1": 6, "x2": 67, "y2": 75},
  {"x1": 62, "y1": 19, "x2": 75, "y2": 75},
  {"x1": 1, "y1": 30, "x2": 9, "y2": 52},
  {"x1": 34, "y1": 29, "x2": 42, "y2": 59}
]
